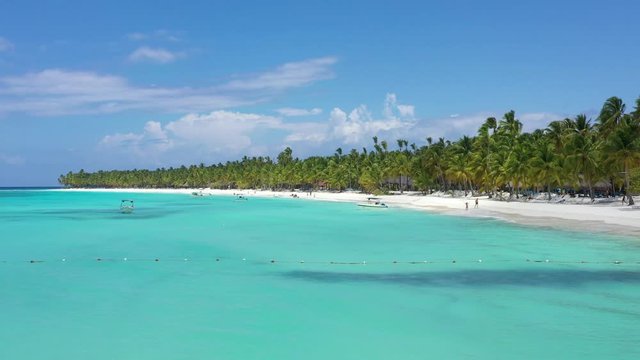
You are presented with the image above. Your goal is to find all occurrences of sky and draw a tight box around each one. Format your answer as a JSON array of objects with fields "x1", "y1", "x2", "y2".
[{"x1": 1, "y1": 0, "x2": 639, "y2": 186}]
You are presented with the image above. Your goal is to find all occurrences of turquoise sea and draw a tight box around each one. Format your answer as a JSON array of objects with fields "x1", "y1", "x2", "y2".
[{"x1": 1, "y1": 189, "x2": 639, "y2": 359}]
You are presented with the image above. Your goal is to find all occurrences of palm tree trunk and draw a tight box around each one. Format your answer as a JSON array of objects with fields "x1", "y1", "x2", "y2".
[
  {"x1": 625, "y1": 164, "x2": 635, "y2": 206},
  {"x1": 547, "y1": 182, "x2": 551, "y2": 201}
]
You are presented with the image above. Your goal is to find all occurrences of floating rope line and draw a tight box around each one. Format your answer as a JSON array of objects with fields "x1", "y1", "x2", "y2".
[{"x1": 1, "y1": 257, "x2": 638, "y2": 265}]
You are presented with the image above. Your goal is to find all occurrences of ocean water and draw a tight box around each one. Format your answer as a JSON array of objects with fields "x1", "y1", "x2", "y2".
[{"x1": 1, "y1": 190, "x2": 639, "y2": 359}]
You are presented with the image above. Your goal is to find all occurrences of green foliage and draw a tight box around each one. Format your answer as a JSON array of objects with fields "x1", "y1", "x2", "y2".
[{"x1": 59, "y1": 96, "x2": 640, "y2": 201}]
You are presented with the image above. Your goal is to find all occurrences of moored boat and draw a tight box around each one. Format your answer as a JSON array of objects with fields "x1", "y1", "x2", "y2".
[
  {"x1": 357, "y1": 197, "x2": 388, "y2": 208},
  {"x1": 120, "y1": 199, "x2": 134, "y2": 213}
]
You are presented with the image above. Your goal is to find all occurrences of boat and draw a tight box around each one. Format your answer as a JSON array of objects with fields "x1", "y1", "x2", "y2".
[
  {"x1": 120, "y1": 199, "x2": 135, "y2": 213},
  {"x1": 357, "y1": 197, "x2": 388, "y2": 208}
]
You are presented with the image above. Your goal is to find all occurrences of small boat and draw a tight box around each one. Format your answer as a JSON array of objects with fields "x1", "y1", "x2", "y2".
[
  {"x1": 120, "y1": 199, "x2": 135, "y2": 213},
  {"x1": 357, "y1": 197, "x2": 388, "y2": 208}
]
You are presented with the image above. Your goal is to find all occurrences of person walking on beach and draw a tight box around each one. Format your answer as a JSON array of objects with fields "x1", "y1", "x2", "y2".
[
  {"x1": 475, "y1": 198, "x2": 479, "y2": 208},
  {"x1": 465, "y1": 201, "x2": 469, "y2": 210}
]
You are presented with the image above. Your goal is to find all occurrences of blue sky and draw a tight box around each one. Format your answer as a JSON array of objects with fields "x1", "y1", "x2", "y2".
[{"x1": 1, "y1": 0, "x2": 639, "y2": 185}]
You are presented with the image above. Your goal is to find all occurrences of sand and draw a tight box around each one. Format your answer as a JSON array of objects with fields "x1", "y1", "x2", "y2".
[{"x1": 55, "y1": 188, "x2": 640, "y2": 237}]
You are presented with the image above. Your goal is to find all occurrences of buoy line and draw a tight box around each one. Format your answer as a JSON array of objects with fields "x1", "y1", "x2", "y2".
[{"x1": 0, "y1": 257, "x2": 638, "y2": 265}]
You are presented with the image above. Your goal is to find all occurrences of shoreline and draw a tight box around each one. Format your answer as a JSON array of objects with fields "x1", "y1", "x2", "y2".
[{"x1": 53, "y1": 188, "x2": 640, "y2": 237}]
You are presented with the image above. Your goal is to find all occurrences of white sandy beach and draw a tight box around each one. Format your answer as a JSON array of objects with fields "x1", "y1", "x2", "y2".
[{"x1": 57, "y1": 188, "x2": 640, "y2": 237}]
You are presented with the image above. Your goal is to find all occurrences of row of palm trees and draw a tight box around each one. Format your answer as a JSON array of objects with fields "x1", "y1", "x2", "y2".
[{"x1": 59, "y1": 96, "x2": 640, "y2": 205}]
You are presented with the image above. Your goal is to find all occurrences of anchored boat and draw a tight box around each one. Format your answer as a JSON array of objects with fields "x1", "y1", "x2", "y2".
[
  {"x1": 357, "y1": 197, "x2": 388, "y2": 208},
  {"x1": 120, "y1": 199, "x2": 135, "y2": 213}
]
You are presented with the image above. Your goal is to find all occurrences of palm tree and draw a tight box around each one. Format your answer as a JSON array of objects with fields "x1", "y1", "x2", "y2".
[
  {"x1": 530, "y1": 141, "x2": 562, "y2": 200},
  {"x1": 564, "y1": 114, "x2": 601, "y2": 199},
  {"x1": 598, "y1": 96, "x2": 626, "y2": 138},
  {"x1": 603, "y1": 117, "x2": 640, "y2": 205}
]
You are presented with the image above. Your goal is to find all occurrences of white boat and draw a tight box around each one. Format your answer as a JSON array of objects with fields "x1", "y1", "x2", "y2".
[
  {"x1": 120, "y1": 199, "x2": 134, "y2": 213},
  {"x1": 357, "y1": 197, "x2": 388, "y2": 208}
]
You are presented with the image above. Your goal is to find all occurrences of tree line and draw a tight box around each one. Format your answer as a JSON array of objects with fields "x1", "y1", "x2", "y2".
[{"x1": 59, "y1": 96, "x2": 640, "y2": 205}]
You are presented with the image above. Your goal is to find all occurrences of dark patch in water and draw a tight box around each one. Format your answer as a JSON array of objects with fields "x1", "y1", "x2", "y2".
[
  {"x1": 2, "y1": 208, "x2": 181, "y2": 221},
  {"x1": 282, "y1": 269, "x2": 640, "y2": 288}
]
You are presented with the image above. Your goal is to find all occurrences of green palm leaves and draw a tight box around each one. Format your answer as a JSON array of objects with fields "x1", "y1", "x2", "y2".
[{"x1": 60, "y1": 96, "x2": 640, "y2": 203}]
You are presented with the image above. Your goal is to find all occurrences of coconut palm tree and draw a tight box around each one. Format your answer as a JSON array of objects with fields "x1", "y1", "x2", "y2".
[
  {"x1": 530, "y1": 141, "x2": 562, "y2": 200},
  {"x1": 598, "y1": 96, "x2": 626, "y2": 138},
  {"x1": 603, "y1": 117, "x2": 640, "y2": 205}
]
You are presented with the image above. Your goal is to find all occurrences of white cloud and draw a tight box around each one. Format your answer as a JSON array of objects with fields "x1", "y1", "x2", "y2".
[
  {"x1": 128, "y1": 46, "x2": 182, "y2": 63},
  {"x1": 276, "y1": 107, "x2": 322, "y2": 117},
  {"x1": 0, "y1": 69, "x2": 243, "y2": 115},
  {"x1": 412, "y1": 111, "x2": 564, "y2": 140},
  {"x1": 97, "y1": 93, "x2": 567, "y2": 168},
  {"x1": 100, "y1": 111, "x2": 283, "y2": 159},
  {"x1": 383, "y1": 93, "x2": 415, "y2": 120},
  {"x1": 284, "y1": 94, "x2": 418, "y2": 146},
  {"x1": 224, "y1": 57, "x2": 337, "y2": 91},
  {"x1": 127, "y1": 30, "x2": 182, "y2": 42},
  {"x1": 98, "y1": 94, "x2": 418, "y2": 161},
  {"x1": 100, "y1": 121, "x2": 173, "y2": 159},
  {"x1": 397, "y1": 104, "x2": 415, "y2": 118},
  {"x1": 0, "y1": 57, "x2": 338, "y2": 116},
  {"x1": 0, "y1": 153, "x2": 25, "y2": 165},
  {"x1": 0, "y1": 37, "x2": 13, "y2": 52},
  {"x1": 329, "y1": 104, "x2": 415, "y2": 144}
]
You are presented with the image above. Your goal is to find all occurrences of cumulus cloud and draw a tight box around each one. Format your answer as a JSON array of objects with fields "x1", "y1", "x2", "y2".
[
  {"x1": 383, "y1": 93, "x2": 415, "y2": 120},
  {"x1": 0, "y1": 57, "x2": 338, "y2": 116},
  {"x1": 128, "y1": 46, "x2": 182, "y2": 63},
  {"x1": 100, "y1": 111, "x2": 283, "y2": 159},
  {"x1": 99, "y1": 94, "x2": 417, "y2": 160},
  {"x1": 0, "y1": 37, "x2": 13, "y2": 52},
  {"x1": 276, "y1": 107, "x2": 322, "y2": 117},
  {"x1": 97, "y1": 93, "x2": 566, "y2": 167},
  {"x1": 329, "y1": 104, "x2": 415, "y2": 144}
]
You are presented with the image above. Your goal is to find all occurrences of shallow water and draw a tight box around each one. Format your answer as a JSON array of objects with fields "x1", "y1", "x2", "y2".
[{"x1": 1, "y1": 190, "x2": 639, "y2": 359}]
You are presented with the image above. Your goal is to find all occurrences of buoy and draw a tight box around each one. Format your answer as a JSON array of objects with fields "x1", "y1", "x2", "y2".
[
  {"x1": 242, "y1": 258, "x2": 246, "y2": 261},
  {"x1": 478, "y1": 259, "x2": 482, "y2": 263},
  {"x1": 155, "y1": 258, "x2": 159, "y2": 262},
  {"x1": 62, "y1": 258, "x2": 66, "y2": 262},
  {"x1": 124, "y1": 257, "x2": 128, "y2": 261}
]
